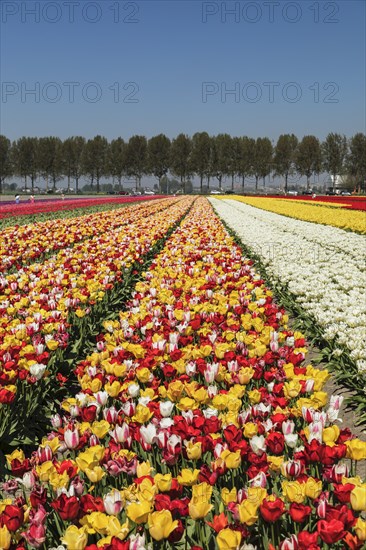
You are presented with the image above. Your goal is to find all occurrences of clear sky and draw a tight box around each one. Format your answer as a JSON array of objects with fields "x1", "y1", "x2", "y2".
[{"x1": 1, "y1": 0, "x2": 365, "y2": 142}]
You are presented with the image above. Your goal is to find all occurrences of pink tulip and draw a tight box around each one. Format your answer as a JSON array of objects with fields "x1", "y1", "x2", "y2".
[
  {"x1": 64, "y1": 427, "x2": 80, "y2": 449},
  {"x1": 280, "y1": 535, "x2": 298, "y2": 550}
]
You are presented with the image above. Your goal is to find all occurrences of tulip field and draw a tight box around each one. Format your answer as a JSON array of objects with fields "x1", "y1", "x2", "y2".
[{"x1": 0, "y1": 197, "x2": 365, "y2": 550}]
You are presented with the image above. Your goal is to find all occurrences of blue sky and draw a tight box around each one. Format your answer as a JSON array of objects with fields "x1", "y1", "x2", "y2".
[{"x1": 1, "y1": 0, "x2": 365, "y2": 142}]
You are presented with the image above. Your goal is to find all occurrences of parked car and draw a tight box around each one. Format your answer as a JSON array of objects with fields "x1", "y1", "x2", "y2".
[{"x1": 341, "y1": 191, "x2": 351, "y2": 196}]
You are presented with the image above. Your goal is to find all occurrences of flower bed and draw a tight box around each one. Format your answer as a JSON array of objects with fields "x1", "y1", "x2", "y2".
[
  {"x1": 0, "y1": 196, "x2": 163, "y2": 221},
  {"x1": 0, "y1": 198, "x2": 191, "y2": 405},
  {"x1": 0, "y1": 200, "x2": 168, "y2": 273},
  {"x1": 249, "y1": 195, "x2": 366, "y2": 212},
  {"x1": 211, "y1": 198, "x2": 366, "y2": 422},
  {"x1": 226, "y1": 197, "x2": 366, "y2": 234},
  {"x1": 1, "y1": 198, "x2": 365, "y2": 550}
]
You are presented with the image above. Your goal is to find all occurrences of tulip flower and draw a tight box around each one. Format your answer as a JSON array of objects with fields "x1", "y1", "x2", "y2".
[
  {"x1": 64, "y1": 427, "x2": 80, "y2": 449},
  {"x1": 216, "y1": 528, "x2": 242, "y2": 549},
  {"x1": 148, "y1": 510, "x2": 178, "y2": 541},
  {"x1": 0, "y1": 526, "x2": 11, "y2": 549},
  {"x1": 61, "y1": 525, "x2": 88, "y2": 549}
]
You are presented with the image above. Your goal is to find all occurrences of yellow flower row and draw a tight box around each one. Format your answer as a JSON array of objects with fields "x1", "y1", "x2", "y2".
[{"x1": 217, "y1": 195, "x2": 366, "y2": 233}]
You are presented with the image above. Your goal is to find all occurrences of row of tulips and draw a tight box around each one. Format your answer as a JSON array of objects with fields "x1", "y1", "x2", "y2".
[
  {"x1": 1, "y1": 198, "x2": 365, "y2": 549},
  {"x1": 0, "y1": 198, "x2": 191, "y2": 405},
  {"x1": 0, "y1": 198, "x2": 161, "y2": 233},
  {"x1": 228, "y1": 197, "x2": 366, "y2": 234},
  {"x1": 0, "y1": 196, "x2": 163, "y2": 222},
  {"x1": 260, "y1": 196, "x2": 366, "y2": 212},
  {"x1": 211, "y1": 198, "x2": 366, "y2": 422},
  {"x1": 0, "y1": 199, "x2": 167, "y2": 273}
]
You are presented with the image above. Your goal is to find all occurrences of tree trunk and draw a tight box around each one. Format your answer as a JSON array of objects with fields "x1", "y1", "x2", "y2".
[
  {"x1": 231, "y1": 174, "x2": 234, "y2": 190},
  {"x1": 306, "y1": 175, "x2": 310, "y2": 191},
  {"x1": 285, "y1": 174, "x2": 288, "y2": 193},
  {"x1": 67, "y1": 174, "x2": 71, "y2": 192},
  {"x1": 255, "y1": 175, "x2": 258, "y2": 190},
  {"x1": 207, "y1": 175, "x2": 210, "y2": 189},
  {"x1": 242, "y1": 175, "x2": 245, "y2": 189},
  {"x1": 76, "y1": 177, "x2": 79, "y2": 193},
  {"x1": 119, "y1": 177, "x2": 122, "y2": 193},
  {"x1": 45, "y1": 175, "x2": 49, "y2": 192},
  {"x1": 200, "y1": 174, "x2": 203, "y2": 192},
  {"x1": 263, "y1": 176, "x2": 266, "y2": 188},
  {"x1": 96, "y1": 177, "x2": 100, "y2": 194}
]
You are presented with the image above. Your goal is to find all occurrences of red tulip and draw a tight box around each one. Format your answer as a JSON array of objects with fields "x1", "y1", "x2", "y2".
[
  {"x1": 317, "y1": 519, "x2": 346, "y2": 544},
  {"x1": 0, "y1": 504, "x2": 24, "y2": 532},
  {"x1": 260, "y1": 497, "x2": 285, "y2": 522}
]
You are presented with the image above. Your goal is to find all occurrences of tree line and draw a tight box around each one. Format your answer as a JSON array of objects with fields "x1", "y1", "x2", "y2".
[{"x1": 0, "y1": 132, "x2": 365, "y2": 194}]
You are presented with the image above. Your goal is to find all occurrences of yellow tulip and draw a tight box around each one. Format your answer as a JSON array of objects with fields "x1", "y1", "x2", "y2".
[
  {"x1": 61, "y1": 525, "x2": 88, "y2": 549},
  {"x1": 91, "y1": 420, "x2": 110, "y2": 439},
  {"x1": 46, "y1": 339, "x2": 59, "y2": 350},
  {"x1": 266, "y1": 455, "x2": 284, "y2": 472},
  {"x1": 136, "y1": 367, "x2": 151, "y2": 383},
  {"x1": 80, "y1": 512, "x2": 109, "y2": 535},
  {"x1": 155, "y1": 473, "x2": 173, "y2": 492},
  {"x1": 247, "y1": 389, "x2": 261, "y2": 404},
  {"x1": 136, "y1": 460, "x2": 153, "y2": 478},
  {"x1": 185, "y1": 441, "x2": 202, "y2": 460},
  {"x1": 283, "y1": 380, "x2": 301, "y2": 399},
  {"x1": 0, "y1": 526, "x2": 11, "y2": 550},
  {"x1": 85, "y1": 466, "x2": 105, "y2": 483},
  {"x1": 127, "y1": 500, "x2": 153, "y2": 524},
  {"x1": 106, "y1": 517, "x2": 129, "y2": 539},
  {"x1": 243, "y1": 422, "x2": 258, "y2": 438},
  {"x1": 322, "y1": 425, "x2": 340, "y2": 445},
  {"x1": 49, "y1": 470, "x2": 70, "y2": 490},
  {"x1": 354, "y1": 517, "x2": 366, "y2": 541},
  {"x1": 282, "y1": 481, "x2": 306, "y2": 503},
  {"x1": 177, "y1": 468, "x2": 200, "y2": 486},
  {"x1": 138, "y1": 478, "x2": 157, "y2": 503},
  {"x1": 132, "y1": 404, "x2": 153, "y2": 423},
  {"x1": 188, "y1": 499, "x2": 212, "y2": 519},
  {"x1": 350, "y1": 485, "x2": 366, "y2": 511},
  {"x1": 304, "y1": 477, "x2": 322, "y2": 500},
  {"x1": 346, "y1": 439, "x2": 366, "y2": 460},
  {"x1": 221, "y1": 449, "x2": 241, "y2": 469},
  {"x1": 105, "y1": 380, "x2": 122, "y2": 397},
  {"x1": 148, "y1": 510, "x2": 178, "y2": 541},
  {"x1": 246, "y1": 487, "x2": 267, "y2": 507},
  {"x1": 221, "y1": 487, "x2": 237, "y2": 505},
  {"x1": 177, "y1": 397, "x2": 197, "y2": 411},
  {"x1": 36, "y1": 461, "x2": 56, "y2": 482},
  {"x1": 166, "y1": 380, "x2": 184, "y2": 401},
  {"x1": 217, "y1": 528, "x2": 242, "y2": 550},
  {"x1": 237, "y1": 500, "x2": 258, "y2": 525},
  {"x1": 5, "y1": 449, "x2": 25, "y2": 466},
  {"x1": 342, "y1": 476, "x2": 363, "y2": 487},
  {"x1": 237, "y1": 366, "x2": 254, "y2": 384}
]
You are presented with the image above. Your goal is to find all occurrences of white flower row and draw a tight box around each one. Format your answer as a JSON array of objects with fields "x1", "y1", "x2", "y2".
[{"x1": 210, "y1": 198, "x2": 366, "y2": 377}]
